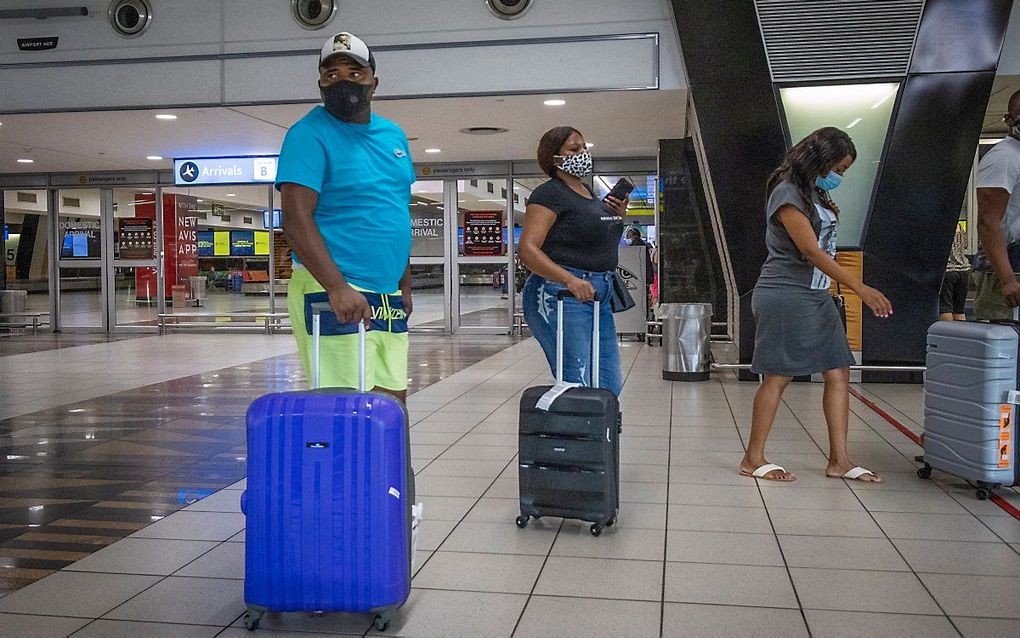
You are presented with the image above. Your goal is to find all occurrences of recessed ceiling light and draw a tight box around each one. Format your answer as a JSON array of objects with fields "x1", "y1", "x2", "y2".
[
  {"x1": 16, "y1": 158, "x2": 33, "y2": 164},
  {"x1": 197, "y1": 198, "x2": 204, "y2": 202},
  {"x1": 146, "y1": 155, "x2": 163, "y2": 160},
  {"x1": 425, "y1": 148, "x2": 441, "y2": 154},
  {"x1": 544, "y1": 99, "x2": 566, "y2": 106},
  {"x1": 155, "y1": 114, "x2": 177, "y2": 120},
  {"x1": 226, "y1": 193, "x2": 236, "y2": 197},
  {"x1": 585, "y1": 142, "x2": 595, "y2": 149}
]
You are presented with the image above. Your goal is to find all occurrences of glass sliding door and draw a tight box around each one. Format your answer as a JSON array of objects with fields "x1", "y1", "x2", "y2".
[
  {"x1": 55, "y1": 189, "x2": 105, "y2": 330},
  {"x1": 454, "y1": 178, "x2": 512, "y2": 332}
]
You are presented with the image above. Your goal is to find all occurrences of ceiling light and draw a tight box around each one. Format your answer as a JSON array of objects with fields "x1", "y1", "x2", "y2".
[
  {"x1": 585, "y1": 143, "x2": 595, "y2": 149},
  {"x1": 146, "y1": 155, "x2": 163, "y2": 160},
  {"x1": 226, "y1": 193, "x2": 236, "y2": 197},
  {"x1": 980, "y1": 138, "x2": 1005, "y2": 145},
  {"x1": 544, "y1": 99, "x2": 566, "y2": 106},
  {"x1": 197, "y1": 198, "x2": 204, "y2": 202},
  {"x1": 846, "y1": 118, "x2": 862, "y2": 129},
  {"x1": 425, "y1": 148, "x2": 441, "y2": 154},
  {"x1": 155, "y1": 114, "x2": 177, "y2": 120},
  {"x1": 16, "y1": 159, "x2": 33, "y2": 164}
]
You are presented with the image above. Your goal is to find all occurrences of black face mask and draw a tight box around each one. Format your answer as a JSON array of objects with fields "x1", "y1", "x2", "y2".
[{"x1": 320, "y1": 80, "x2": 373, "y2": 123}]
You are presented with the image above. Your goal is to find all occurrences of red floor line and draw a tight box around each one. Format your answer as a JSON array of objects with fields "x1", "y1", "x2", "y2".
[
  {"x1": 848, "y1": 386, "x2": 1020, "y2": 522},
  {"x1": 847, "y1": 387, "x2": 922, "y2": 445}
]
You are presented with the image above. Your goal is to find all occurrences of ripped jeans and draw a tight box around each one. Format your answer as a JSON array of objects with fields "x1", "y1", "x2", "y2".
[{"x1": 522, "y1": 268, "x2": 623, "y2": 396}]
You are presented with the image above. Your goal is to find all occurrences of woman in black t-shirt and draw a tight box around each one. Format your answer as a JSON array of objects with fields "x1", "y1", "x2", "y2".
[{"x1": 518, "y1": 126, "x2": 629, "y2": 395}]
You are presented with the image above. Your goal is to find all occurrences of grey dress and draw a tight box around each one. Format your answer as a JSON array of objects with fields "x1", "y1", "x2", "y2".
[{"x1": 750, "y1": 180, "x2": 855, "y2": 377}]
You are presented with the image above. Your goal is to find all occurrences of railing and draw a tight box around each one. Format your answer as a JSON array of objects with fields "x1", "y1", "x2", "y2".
[{"x1": 157, "y1": 312, "x2": 290, "y2": 335}]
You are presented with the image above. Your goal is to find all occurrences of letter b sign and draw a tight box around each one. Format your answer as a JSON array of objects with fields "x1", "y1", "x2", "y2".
[{"x1": 254, "y1": 158, "x2": 277, "y2": 182}]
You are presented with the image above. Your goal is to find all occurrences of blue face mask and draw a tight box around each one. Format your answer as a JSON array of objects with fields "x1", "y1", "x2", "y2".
[{"x1": 815, "y1": 171, "x2": 843, "y2": 191}]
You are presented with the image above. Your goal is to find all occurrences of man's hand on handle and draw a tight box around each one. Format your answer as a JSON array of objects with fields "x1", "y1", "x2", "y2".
[{"x1": 328, "y1": 284, "x2": 372, "y2": 327}]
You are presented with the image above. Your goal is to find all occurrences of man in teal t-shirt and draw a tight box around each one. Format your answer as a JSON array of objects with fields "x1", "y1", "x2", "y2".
[{"x1": 276, "y1": 31, "x2": 416, "y2": 401}]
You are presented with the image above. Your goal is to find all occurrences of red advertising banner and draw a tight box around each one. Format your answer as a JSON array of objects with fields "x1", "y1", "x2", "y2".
[
  {"x1": 134, "y1": 193, "x2": 199, "y2": 300},
  {"x1": 463, "y1": 210, "x2": 504, "y2": 256}
]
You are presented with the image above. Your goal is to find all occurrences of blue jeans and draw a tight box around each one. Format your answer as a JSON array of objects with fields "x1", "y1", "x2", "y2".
[{"x1": 522, "y1": 268, "x2": 623, "y2": 396}]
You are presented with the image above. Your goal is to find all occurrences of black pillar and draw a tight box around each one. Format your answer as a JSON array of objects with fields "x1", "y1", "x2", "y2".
[
  {"x1": 669, "y1": 1, "x2": 788, "y2": 370},
  {"x1": 861, "y1": 0, "x2": 1014, "y2": 381},
  {"x1": 0, "y1": 192, "x2": 5, "y2": 291}
]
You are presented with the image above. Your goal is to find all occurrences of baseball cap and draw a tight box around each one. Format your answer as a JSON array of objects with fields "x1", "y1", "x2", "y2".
[{"x1": 319, "y1": 32, "x2": 376, "y2": 71}]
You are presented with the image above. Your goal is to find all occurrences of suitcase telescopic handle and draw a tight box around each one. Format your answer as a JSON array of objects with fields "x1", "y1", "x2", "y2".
[
  {"x1": 554, "y1": 290, "x2": 601, "y2": 388},
  {"x1": 310, "y1": 302, "x2": 367, "y2": 392}
]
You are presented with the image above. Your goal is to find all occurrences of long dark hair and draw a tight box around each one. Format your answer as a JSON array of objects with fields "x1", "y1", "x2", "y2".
[
  {"x1": 767, "y1": 126, "x2": 856, "y2": 215},
  {"x1": 537, "y1": 126, "x2": 582, "y2": 178}
]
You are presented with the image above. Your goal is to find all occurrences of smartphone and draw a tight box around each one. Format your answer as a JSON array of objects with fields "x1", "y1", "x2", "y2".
[{"x1": 603, "y1": 177, "x2": 635, "y2": 203}]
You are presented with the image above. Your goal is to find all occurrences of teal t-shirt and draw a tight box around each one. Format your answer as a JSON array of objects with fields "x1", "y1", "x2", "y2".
[{"x1": 275, "y1": 106, "x2": 415, "y2": 294}]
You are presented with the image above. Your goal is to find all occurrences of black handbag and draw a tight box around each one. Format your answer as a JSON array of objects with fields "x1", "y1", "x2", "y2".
[{"x1": 610, "y1": 271, "x2": 636, "y2": 313}]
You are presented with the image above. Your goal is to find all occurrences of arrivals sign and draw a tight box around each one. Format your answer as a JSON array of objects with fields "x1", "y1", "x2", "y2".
[{"x1": 173, "y1": 156, "x2": 278, "y2": 186}]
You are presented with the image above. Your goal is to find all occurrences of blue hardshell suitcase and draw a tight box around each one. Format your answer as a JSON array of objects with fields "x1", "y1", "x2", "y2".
[
  {"x1": 921, "y1": 320, "x2": 1019, "y2": 500},
  {"x1": 241, "y1": 306, "x2": 414, "y2": 632}
]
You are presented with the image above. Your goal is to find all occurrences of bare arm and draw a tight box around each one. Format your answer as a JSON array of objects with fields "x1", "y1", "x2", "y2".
[
  {"x1": 399, "y1": 263, "x2": 412, "y2": 316},
  {"x1": 281, "y1": 183, "x2": 371, "y2": 325},
  {"x1": 976, "y1": 187, "x2": 1020, "y2": 306},
  {"x1": 518, "y1": 204, "x2": 595, "y2": 301},
  {"x1": 776, "y1": 206, "x2": 892, "y2": 317}
]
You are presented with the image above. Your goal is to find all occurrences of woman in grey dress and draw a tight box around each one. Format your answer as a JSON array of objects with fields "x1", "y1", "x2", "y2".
[{"x1": 738, "y1": 127, "x2": 893, "y2": 483}]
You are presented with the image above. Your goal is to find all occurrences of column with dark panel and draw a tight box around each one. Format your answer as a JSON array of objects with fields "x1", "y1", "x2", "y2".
[
  {"x1": 669, "y1": 1, "x2": 788, "y2": 374},
  {"x1": 861, "y1": 0, "x2": 1015, "y2": 382}
]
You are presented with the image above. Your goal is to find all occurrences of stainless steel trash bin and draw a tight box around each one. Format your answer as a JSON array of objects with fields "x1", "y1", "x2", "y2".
[
  {"x1": 0, "y1": 289, "x2": 27, "y2": 318},
  {"x1": 660, "y1": 303, "x2": 712, "y2": 381},
  {"x1": 189, "y1": 276, "x2": 207, "y2": 306}
]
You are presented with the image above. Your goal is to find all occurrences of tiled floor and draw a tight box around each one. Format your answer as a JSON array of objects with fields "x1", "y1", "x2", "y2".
[{"x1": 1, "y1": 334, "x2": 1018, "y2": 637}]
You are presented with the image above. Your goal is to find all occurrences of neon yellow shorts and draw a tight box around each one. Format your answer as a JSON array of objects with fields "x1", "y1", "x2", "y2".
[{"x1": 288, "y1": 268, "x2": 409, "y2": 391}]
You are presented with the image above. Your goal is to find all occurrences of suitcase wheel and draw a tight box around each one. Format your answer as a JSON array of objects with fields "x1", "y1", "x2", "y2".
[
  {"x1": 976, "y1": 488, "x2": 991, "y2": 501},
  {"x1": 244, "y1": 606, "x2": 266, "y2": 631},
  {"x1": 515, "y1": 515, "x2": 529, "y2": 529},
  {"x1": 374, "y1": 612, "x2": 391, "y2": 631},
  {"x1": 590, "y1": 524, "x2": 603, "y2": 537},
  {"x1": 605, "y1": 518, "x2": 616, "y2": 528},
  {"x1": 916, "y1": 466, "x2": 932, "y2": 480}
]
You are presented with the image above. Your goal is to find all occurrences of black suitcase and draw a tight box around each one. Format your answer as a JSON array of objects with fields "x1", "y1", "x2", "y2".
[{"x1": 516, "y1": 291, "x2": 620, "y2": 537}]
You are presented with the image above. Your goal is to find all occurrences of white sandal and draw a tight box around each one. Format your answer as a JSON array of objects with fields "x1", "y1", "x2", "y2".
[
  {"x1": 834, "y1": 466, "x2": 882, "y2": 482},
  {"x1": 740, "y1": 463, "x2": 795, "y2": 482}
]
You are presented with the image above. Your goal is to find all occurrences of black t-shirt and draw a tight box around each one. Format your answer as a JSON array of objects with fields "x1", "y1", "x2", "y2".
[{"x1": 529, "y1": 178, "x2": 625, "y2": 273}]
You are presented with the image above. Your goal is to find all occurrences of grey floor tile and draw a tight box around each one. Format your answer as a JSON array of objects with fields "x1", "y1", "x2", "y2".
[
  {"x1": 612, "y1": 502, "x2": 667, "y2": 530},
  {"x1": 0, "y1": 572, "x2": 161, "y2": 618},
  {"x1": 951, "y1": 616, "x2": 1020, "y2": 638},
  {"x1": 769, "y1": 509, "x2": 885, "y2": 537},
  {"x1": 413, "y1": 551, "x2": 544, "y2": 594},
  {"x1": 64, "y1": 538, "x2": 218, "y2": 576},
  {"x1": 0, "y1": 614, "x2": 91, "y2": 638},
  {"x1": 71, "y1": 619, "x2": 222, "y2": 638},
  {"x1": 872, "y1": 512, "x2": 1003, "y2": 542},
  {"x1": 463, "y1": 497, "x2": 524, "y2": 524},
  {"x1": 515, "y1": 596, "x2": 661, "y2": 638},
  {"x1": 791, "y1": 568, "x2": 941, "y2": 615},
  {"x1": 552, "y1": 523, "x2": 665, "y2": 561},
  {"x1": 804, "y1": 610, "x2": 959, "y2": 638},
  {"x1": 131, "y1": 511, "x2": 245, "y2": 542},
  {"x1": 669, "y1": 437, "x2": 746, "y2": 453},
  {"x1": 667, "y1": 504, "x2": 774, "y2": 534},
  {"x1": 618, "y1": 463, "x2": 669, "y2": 482},
  {"x1": 415, "y1": 475, "x2": 493, "y2": 498},
  {"x1": 664, "y1": 563, "x2": 799, "y2": 609},
  {"x1": 668, "y1": 465, "x2": 753, "y2": 486},
  {"x1": 893, "y1": 539, "x2": 1020, "y2": 577},
  {"x1": 919, "y1": 573, "x2": 1020, "y2": 619},
  {"x1": 418, "y1": 496, "x2": 479, "y2": 522},
  {"x1": 183, "y1": 488, "x2": 243, "y2": 513},
  {"x1": 103, "y1": 576, "x2": 244, "y2": 626},
  {"x1": 619, "y1": 481, "x2": 668, "y2": 504},
  {"x1": 367, "y1": 589, "x2": 526, "y2": 638},
  {"x1": 534, "y1": 556, "x2": 663, "y2": 602},
  {"x1": 175, "y1": 542, "x2": 244, "y2": 579},
  {"x1": 226, "y1": 530, "x2": 245, "y2": 543},
  {"x1": 439, "y1": 521, "x2": 558, "y2": 556},
  {"x1": 483, "y1": 478, "x2": 519, "y2": 499},
  {"x1": 779, "y1": 535, "x2": 909, "y2": 571},
  {"x1": 416, "y1": 519, "x2": 457, "y2": 552},
  {"x1": 662, "y1": 603, "x2": 809, "y2": 638},
  {"x1": 667, "y1": 530, "x2": 784, "y2": 566},
  {"x1": 418, "y1": 459, "x2": 509, "y2": 479},
  {"x1": 980, "y1": 516, "x2": 1020, "y2": 543},
  {"x1": 438, "y1": 445, "x2": 518, "y2": 462},
  {"x1": 856, "y1": 490, "x2": 969, "y2": 515},
  {"x1": 667, "y1": 483, "x2": 765, "y2": 508},
  {"x1": 761, "y1": 487, "x2": 866, "y2": 511}
]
